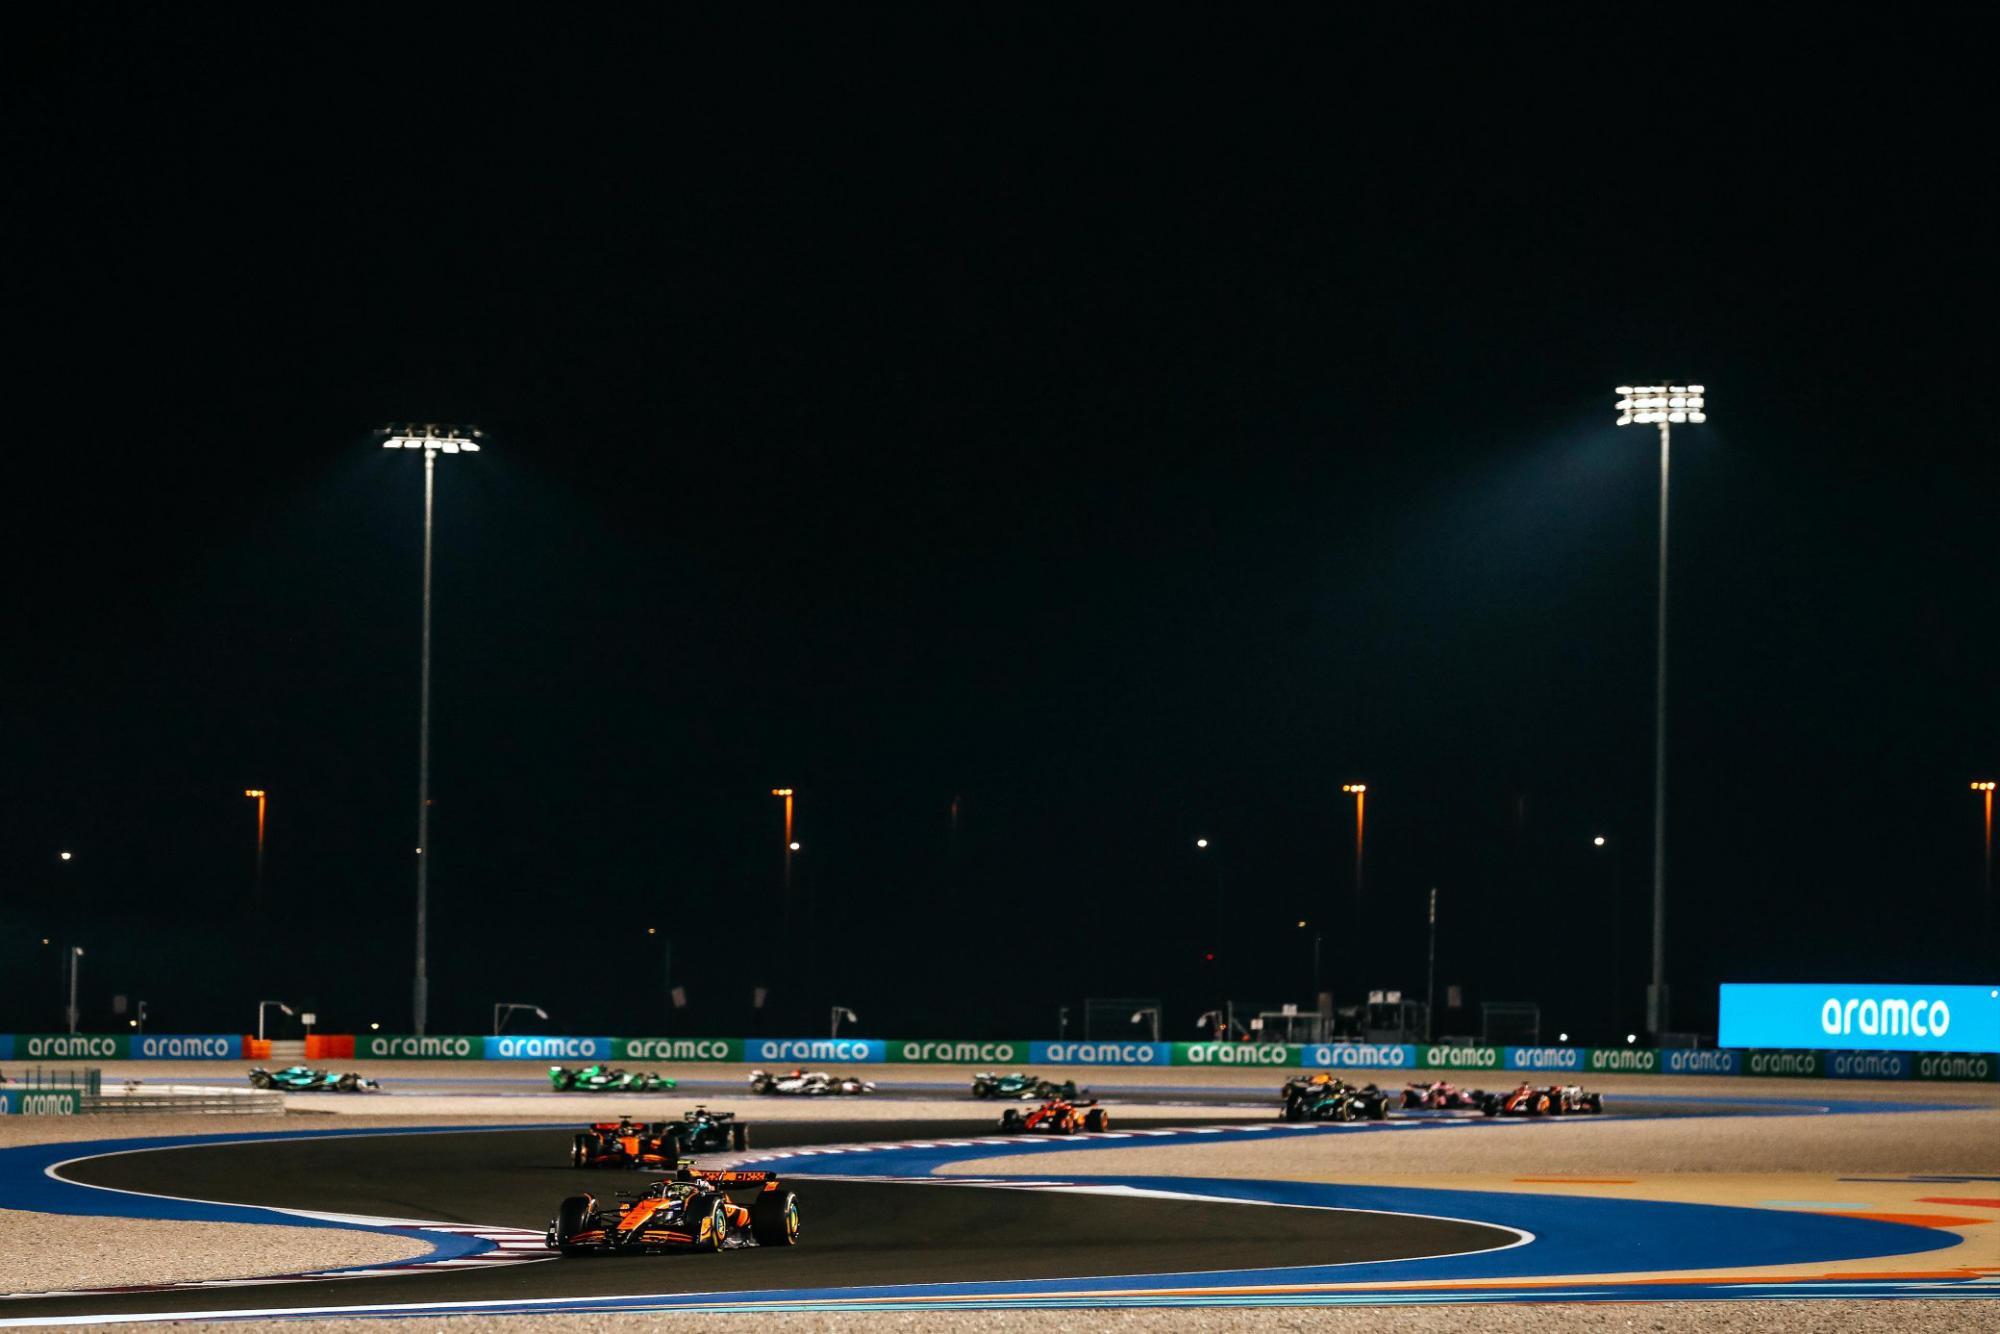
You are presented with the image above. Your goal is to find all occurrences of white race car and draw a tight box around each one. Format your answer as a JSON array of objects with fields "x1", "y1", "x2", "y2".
[{"x1": 748, "y1": 1068, "x2": 876, "y2": 1096}]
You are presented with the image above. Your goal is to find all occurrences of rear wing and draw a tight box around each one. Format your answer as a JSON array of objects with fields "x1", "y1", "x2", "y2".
[{"x1": 695, "y1": 1169, "x2": 782, "y2": 1192}]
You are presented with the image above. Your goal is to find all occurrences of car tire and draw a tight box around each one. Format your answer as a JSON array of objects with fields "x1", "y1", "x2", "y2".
[
  {"x1": 1083, "y1": 1108, "x2": 1109, "y2": 1132},
  {"x1": 571, "y1": 1133, "x2": 593, "y2": 1167},
  {"x1": 972, "y1": 1084, "x2": 992, "y2": 1099},
  {"x1": 1585, "y1": 1093, "x2": 1604, "y2": 1113},
  {"x1": 750, "y1": 1189, "x2": 800, "y2": 1246},
  {"x1": 731, "y1": 1122, "x2": 749, "y2": 1151},
  {"x1": 555, "y1": 1195, "x2": 593, "y2": 1254},
  {"x1": 999, "y1": 1109, "x2": 1022, "y2": 1132},
  {"x1": 700, "y1": 1198, "x2": 730, "y2": 1252}
]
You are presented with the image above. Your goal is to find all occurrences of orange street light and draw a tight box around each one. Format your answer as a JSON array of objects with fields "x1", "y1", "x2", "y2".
[
  {"x1": 243, "y1": 789, "x2": 268, "y2": 905},
  {"x1": 1975, "y1": 782, "x2": 1996, "y2": 902},
  {"x1": 1341, "y1": 784, "x2": 1367, "y2": 906}
]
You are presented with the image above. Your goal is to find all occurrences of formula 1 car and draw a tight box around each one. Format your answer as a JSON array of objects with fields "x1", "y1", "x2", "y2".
[
  {"x1": 997, "y1": 1096, "x2": 1110, "y2": 1134},
  {"x1": 970, "y1": 1071, "x2": 1081, "y2": 1100},
  {"x1": 572, "y1": 1117, "x2": 679, "y2": 1169},
  {"x1": 748, "y1": 1068, "x2": 875, "y2": 1096},
  {"x1": 1400, "y1": 1080, "x2": 1481, "y2": 1110},
  {"x1": 1477, "y1": 1082, "x2": 1605, "y2": 1116},
  {"x1": 547, "y1": 1164, "x2": 799, "y2": 1254},
  {"x1": 1280, "y1": 1075, "x2": 1390, "y2": 1122},
  {"x1": 549, "y1": 1064, "x2": 678, "y2": 1093},
  {"x1": 248, "y1": 1066, "x2": 378, "y2": 1093}
]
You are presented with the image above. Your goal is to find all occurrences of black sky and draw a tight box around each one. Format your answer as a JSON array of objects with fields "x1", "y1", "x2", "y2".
[{"x1": 3, "y1": 8, "x2": 1994, "y2": 1041}]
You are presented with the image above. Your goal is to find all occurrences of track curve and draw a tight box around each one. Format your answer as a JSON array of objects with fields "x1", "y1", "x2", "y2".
[{"x1": 7, "y1": 1122, "x2": 1514, "y2": 1319}]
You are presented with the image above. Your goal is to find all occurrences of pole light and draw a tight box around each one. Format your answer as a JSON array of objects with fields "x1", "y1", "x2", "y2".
[
  {"x1": 1341, "y1": 785, "x2": 1367, "y2": 909},
  {"x1": 66, "y1": 947, "x2": 84, "y2": 1034},
  {"x1": 493, "y1": 1002, "x2": 549, "y2": 1036},
  {"x1": 830, "y1": 1006, "x2": 858, "y2": 1038},
  {"x1": 243, "y1": 789, "x2": 267, "y2": 907},
  {"x1": 1615, "y1": 384, "x2": 1707, "y2": 1037},
  {"x1": 381, "y1": 423, "x2": 482, "y2": 1036},
  {"x1": 1976, "y1": 784, "x2": 1992, "y2": 908},
  {"x1": 257, "y1": 999, "x2": 294, "y2": 1041},
  {"x1": 59, "y1": 851, "x2": 73, "y2": 862}
]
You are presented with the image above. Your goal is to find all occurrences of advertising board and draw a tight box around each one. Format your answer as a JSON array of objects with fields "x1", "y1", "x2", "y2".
[
  {"x1": 1299, "y1": 1043, "x2": 1417, "y2": 1070},
  {"x1": 1028, "y1": 1041, "x2": 1172, "y2": 1066},
  {"x1": 1719, "y1": 983, "x2": 1999, "y2": 1053},
  {"x1": 887, "y1": 1040, "x2": 1029, "y2": 1064},
  {"x1": 0, "y1": 1087, "x2": 81, "y2": 1115},
  {"x1": 483, "y1": 1035, "x2": 616, "y2": 1061},
  {"x1": 745, "y1": 1037, "x2": 886, "y2": 1064}
]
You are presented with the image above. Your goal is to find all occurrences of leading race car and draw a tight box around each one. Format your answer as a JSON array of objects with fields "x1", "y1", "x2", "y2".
[
  {"x1": 998, "y1": 1096, "x2": 1110, "y2": 1134},
  {"x1": 248, "y1": 1066, "x2": 378, "y2": 1093},
  {"x1": 1280, "y1": 1075, "x2": 1390, "y2": 1122},
  {"x1": 549, "y1": 1064, "x2": 678, "y2": 1093},
  {"x1": 748, "y1": 1068, "x2": 875, "y2": 1096},
  {"x1": 1477, "y1": 1082, "x2": 1605, "y2": 1116},
  {"x1": 970, "y1": 1071, "x2": 1081, "y2": 1101},
  {"x1": 1400, "y1": 1080, "x2": 1481, "y2": 1110},
  {"x1": 572, "y1": 1117, "x2": 679, "y2": 1169},
  {"x1": 547, "y1": 1163, "x2": 799, "y2": 1254}
]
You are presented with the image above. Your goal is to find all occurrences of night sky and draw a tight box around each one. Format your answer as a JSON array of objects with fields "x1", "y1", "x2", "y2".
[{"x1": 4, "y1": 9, "x2": 1993, "y2": 1042}]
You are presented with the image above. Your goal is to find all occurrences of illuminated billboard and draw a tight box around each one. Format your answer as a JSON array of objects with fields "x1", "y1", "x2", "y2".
[{"x1": 1719, "y1": 983, "x2": 2000, "y2": 1053}]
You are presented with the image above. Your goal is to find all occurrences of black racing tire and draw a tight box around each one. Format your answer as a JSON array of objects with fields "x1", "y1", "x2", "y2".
[
  {"x1": 1481, "y1": 1099, "x2": 1499, "y2": 1117},
  {"x1": 750, "y1": 1189, "x2": 800, "y2": 1246},
  {"x1": 555, "y1": 1195, "x2": 594, "y2": 1254},
  {"x1": 1367, "y1": 1099, "x2": 1388, "y2": 1122},
  {"x1": 971, "y1": 1083, "x2": 993, "y2": 1099},
  {"x1": 999, "y1": 1109, "x2": 1023, "y2": 1132},
  {"x1": 1083, "y1": 1108, "x2": 1109, "y2": 1132},
  {"x1": 571, "y1": 1133, "x2": 593, "y2": 1167},
  {"x1": 1584, "y1": 1093, "x2": 1604, "y2": 1114},
  {"x1": 732, "y1": 1121, "x2": 749, "y2": 1151}
]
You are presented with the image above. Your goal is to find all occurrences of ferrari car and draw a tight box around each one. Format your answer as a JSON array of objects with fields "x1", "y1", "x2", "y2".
[
  {"x1": 970, "y1": 1071, "x2": 1081, "y2": 1100},
  {"x1": 547, "y1": 1164, "x2": 799, "y2": 1254},
  {"x1": 549, "y1": 1064, "x2": 677, "y2": 1093},
  {"x1": 748, "y1": 1068, "x2": 875, "y2": 1096},
  {"x1": 1400, "y1": 1080, "x2": 1480, "y2": 1110},
  {"x1": 1281, "y1": 1076, "x2": 1390, "y2": 1122},
  {"x1": 248, "y1": 1066, "x2": 378, "y2": 1093},
  {"x1": 997, "y1": 1096, "x2": 1110, "y2": 1134},
  {"x1": 1478, "y1": 1082, "x2": 1604, "y2": 1116}
]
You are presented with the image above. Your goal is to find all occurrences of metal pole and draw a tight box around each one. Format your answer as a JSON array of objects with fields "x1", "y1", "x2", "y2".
[
  {"x1": 414, "y1": 450, "x2": 435, "y2": 1036},
  {"x1": 1648, "y1": 420, "x2": 1671, "y2": 1036},
  {"x1": 253, "y1": 792, "x2": 266, "y2": 905},
  {"x1": 1984, "y1": 787, "x2": 1993, "y2": 902},
  {"x1": 66, "y1": 949, "x2": 80, "y2": 1035},
  {"x1": 1424, "y1": 887, "x2": 1437, "y2": 1042},
  {"x1": 1354, "y1": 790, "x2": 1366, "y2": 908}
]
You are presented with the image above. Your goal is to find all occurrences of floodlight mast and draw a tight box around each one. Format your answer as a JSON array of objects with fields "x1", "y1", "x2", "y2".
[
  {"x1": 381, "y1": 424, "x2": 483, "y2": 1036},
  {"x1": 1613, "y1": 386, "x2": 1706, "y2": 1037}
]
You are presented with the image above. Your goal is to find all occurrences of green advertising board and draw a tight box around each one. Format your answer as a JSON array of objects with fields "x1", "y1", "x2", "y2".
[
  {"x1": 1585, "y1": 1046, "x2": 1662, "y2": 1074},
  {"x1": 1, "y1": 1086, "x2": 83, "y2": 1115},
  {"x1": 355, "y1": 1033, "x2": 484, "y2": 1060},
  {"x1": 885, "y1": 1040, "x2": 1034, "y2": 1064},
  {"x1": 614, "y1": 1037, "x2": 743, "y2": 1062},
  {"x1": 1418, "y1": 1043, "x2": 1504, "y2": 1071},
  {"x1": 1910, "y1": 1051, "x2": 1998, "y2": 1082},
  {"x1": 1742, "y1": 1049, "x2": 1822, "y2": 1078},
  {"x1": 1171, "y1": 1042, "x2": 1296, "y2": 1067}
]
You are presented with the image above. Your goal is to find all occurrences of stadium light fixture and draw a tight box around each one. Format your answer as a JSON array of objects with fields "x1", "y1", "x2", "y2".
[
  {"x1": 59, "y1": 850, "x2": 73, "y2": 861},
  {"x1": 257, "y1": 999, "x2": 294, "y2": 1041},
  {"x1": 493, "y1": 1001, "x2": 550, "y2": 1036},
  {"x1": 1592, "y1": 835, "x2": 1607, "y2": 847},
  {"x1": 1615, "y1": 383, "x2": 1709, "y2": 1038},
  {"x1": 1976, "y1": 782, "x2": 1996, "y2": 901},
  {"x1": 379, "y1": 423, "x2": 482, "y2": 1036},
  {"x1": 1195, "y1": 837, "x2": 1209, "y2": 849}
]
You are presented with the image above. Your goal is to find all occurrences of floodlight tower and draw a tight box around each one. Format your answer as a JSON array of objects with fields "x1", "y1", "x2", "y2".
[
  {"x1": 381, "y1": 423, "x2": 483, "y2": 1036},
  {"x1": 1614, "y1": 385, "x2": 1706, "y2": 1037}
]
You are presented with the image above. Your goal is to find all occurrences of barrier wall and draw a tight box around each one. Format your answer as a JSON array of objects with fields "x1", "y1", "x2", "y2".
[{"x1": 5, "y1": 1035, "x2": 1992, "y2": 1081}]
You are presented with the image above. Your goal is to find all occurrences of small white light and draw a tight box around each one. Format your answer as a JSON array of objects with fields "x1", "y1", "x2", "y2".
[
  {"x1": 1559, "y1": 1032, "x2": 1569, "y2": 1042},
  {"x1": 1626, "y1": 1033, "x2": 1638, "y2": 1044}
]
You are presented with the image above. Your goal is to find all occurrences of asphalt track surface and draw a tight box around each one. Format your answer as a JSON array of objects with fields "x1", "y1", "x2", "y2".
[{"x1": 15, "y1": 1121, "x2": 1516, "y2": 1319}]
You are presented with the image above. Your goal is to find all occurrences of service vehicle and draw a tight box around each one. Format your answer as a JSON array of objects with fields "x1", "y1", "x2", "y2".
[
  {"x1": 748, "y1": 1068, "x2": 875, "y2": 1096},
  {"x1": 997, "y1": 1096, "x2": 1110, "y2": 1134},
  {"x1": 970, "y1": 1071, "x2": 1081, "y2": 1100},
  {"x1": 1478, "y1": 1082, "x2": 1604, "y2": 1116},
  {"x1": 547, "y1": 1163, "x2": 799, "y2": 1254},
  {"x1": 248, "y1": 1066, "x2": 378, "y2": 1093},
  {"x1": 549, "y1": 1064, "x2": 677, "y2": 1093}
]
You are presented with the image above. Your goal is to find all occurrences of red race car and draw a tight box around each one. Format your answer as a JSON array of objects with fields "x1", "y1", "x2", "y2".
[
  {"x1": 1400, "y1": 1080, "x2": 1480, "y2": 1110},
  {"x1": 998, "y1": 1096, "x2": 1110, "y2": 1134},
  {"x1": 1477, "y1": 1083, "x2": 1605, "y2": 1117}
]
